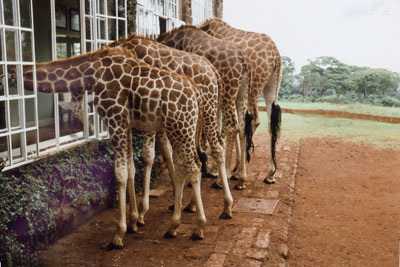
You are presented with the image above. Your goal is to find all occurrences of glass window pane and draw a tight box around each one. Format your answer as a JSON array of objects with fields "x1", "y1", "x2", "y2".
[
  {"x1": 19, "y1": 0, "x2": 32, "y2": 28},
  {"x1": 118, "y1": 0, "x2": 125, "y2": 17},
  {"x1": 24, "y1": 98, "x2": 35, "y2": 126},
  {"x1": 72, "y1": 43, "x2": 81, "y2": 56},
  {"x1": 26, "y1": 130, "x2": 37, "y2": 151},
  {"x1": 7, "y1": 65, "x2": 19, "y2": 95},
  {"x1": 11, "y1": 133, "x2": 23, "y2": 160},
  {"x1": 86, "y1": 41, "x2": 93, "y2": 52},
  {"x1": 108, "y1": 0, "x2": 116, "y2": 16},
  {"x1": 70, "y1": 9, "x2": 80, "y2": 32},
  {"x1": 85, "y1": 0, "x2": 91, "y2": 15},
  {"x1": 98, "y1": 19, "x2": 106, "y2": 40},
  {"x1": 0, "y1": 101, "x2": 6, "y2": 131},
  {"x1": 85, "y1": 18, "x2": 92, "y2": 40},
  {"x1": 21, "y1": 31, "x2": 33, "y2": 62},
  {"x1": 23, "y1": 65, "x2": 34, "y2": 95},
  {"x1": 118, "y1": 20, "x2": 126, "y2": 39},
  {"x1": 4, "y1": 0, "x2": 15, "y2": 26},
  {"x1": 0, "y1": 136, "x2": 9, "y2": 160},
  {"x1": 0, "y1": 31, "x2": 3, "y2": 62},
  {"x1": 108, "y1": 19, "x2": 116, "y2": 40},
  {"x1": 98, "y1": 0, "x2": 105, "y2": 14},
  {"x1": 10, "y1": 99, "x2": 22, "y2": 128},
  {"x1": 5, "y1": 30, "x2": 17, "y2": 61},
  {"x1": 0, "y1": 65, "x2": 4, "y2": 96}
]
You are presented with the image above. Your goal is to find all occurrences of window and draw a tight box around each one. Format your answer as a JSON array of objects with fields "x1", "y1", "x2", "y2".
[
  {"x1": 0, "y1": 0, "x2": 128, "y2": 171},
  {"x1": 191, "y1": 0, "x2": 213, "y2": 26},
  {"x1": 136, "y1": 0, "x2": 184, "y2": 38},
  {"x1": 0, "y1": 0, "x2": 39, "y2": 170}
]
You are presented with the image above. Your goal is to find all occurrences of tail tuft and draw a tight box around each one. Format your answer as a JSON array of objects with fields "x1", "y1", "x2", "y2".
[
  {"x1": 270, "y1": 103, "x2": 281, "y2": 168},
  {"x1": 197, "y1": 148, "x2": 208, "y2": 177},
  {"x1": 245, "y1": 111, "x2": 255, "y2": 163}
]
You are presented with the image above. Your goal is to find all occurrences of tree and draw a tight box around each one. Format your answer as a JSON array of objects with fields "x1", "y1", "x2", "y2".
[{"x1": 279, "y1": 56, "x2": 297, "y2": 97}]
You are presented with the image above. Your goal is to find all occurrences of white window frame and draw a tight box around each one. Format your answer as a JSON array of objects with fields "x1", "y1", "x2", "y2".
[
  {"x1": 136, "y1": 0, "x2": 184, "y2": 38},
  {"x1": 191, "y1": 0, "x2": 213, "y2": 26},
  {"x1": 1, "y1": 0, "x2": 128, "y2": 171},
  {"x1": 0, "y1": 0, "x2": 39, "y2": 171}
]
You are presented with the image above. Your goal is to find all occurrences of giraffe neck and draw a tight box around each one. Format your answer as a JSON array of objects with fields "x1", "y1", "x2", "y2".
[{"x1": 22, "y1": 49, "x2": 111, "y2": 95}]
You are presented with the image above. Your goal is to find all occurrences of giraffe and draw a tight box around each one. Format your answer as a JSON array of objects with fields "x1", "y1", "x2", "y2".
[
  {"x1": 106, "y1": 33, "x2": 233, "y2": 224},
  {"x1": 20, "y1": 46, "x2": 207, "y2": 249},
  {"x1": 200, "y1": 18, "x2": 282, "y2": 184},
  {"x1": 158, "y1": 25, "x2": 252, "y2": 190}
]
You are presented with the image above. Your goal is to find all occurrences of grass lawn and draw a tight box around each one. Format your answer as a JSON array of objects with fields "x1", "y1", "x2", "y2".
[
  {"x1": 258, "y1": 100, "x2": 400, "y2": 117},
  {"x1": 256, "y1": 111, "x2": 400, "y2": 149}
]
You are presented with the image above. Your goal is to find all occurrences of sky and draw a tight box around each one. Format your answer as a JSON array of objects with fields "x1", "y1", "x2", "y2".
[{"x1": 223, "y1": 0, "x2": 400, "y2": 73}]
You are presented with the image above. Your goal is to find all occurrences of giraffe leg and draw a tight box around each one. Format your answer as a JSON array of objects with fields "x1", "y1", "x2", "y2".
[
  {"x1": 137, "y1": 132, "x2": 156, "y2": 227},
  {"x1": 210, "y1": 138, "x2": 233, "y2": 219},
  {"x1": 164, "y1": 162, "x2": 186, "y2": 238},
  {"x1": 107, "y1": 130, "x2": 130, "y2": 250},
  {"x1": 230, "y1": 135, "x2": 241, "y2": 181},
  {"x1": 234, "y1": 108, "x2": 248, "y2": 190},
  {"x1": 158, "y1": 131, "x2": 176, "y2": 211},
  {"x1": 127, "y1": 130, "x2": 139, "y2": 233}
]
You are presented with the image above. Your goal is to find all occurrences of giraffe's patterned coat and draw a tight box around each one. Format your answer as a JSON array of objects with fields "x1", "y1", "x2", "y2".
[
  {"x1": 107, "y1": 33, "x2": 233, "y2": 223},
  {"x1": 23, "y1": 46, "x2": 207, "y2": 249},
  {"x1": 200, "y1": 18, "x2": 283, "y2": 184},
  {"x1": 158, "y1": 25, "x2": 251, "y2": 190}
]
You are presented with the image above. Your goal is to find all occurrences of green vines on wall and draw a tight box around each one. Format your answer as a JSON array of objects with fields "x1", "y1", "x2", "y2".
[{"x1": 0, "y1": 129, "x2": 160, "y2": 266}]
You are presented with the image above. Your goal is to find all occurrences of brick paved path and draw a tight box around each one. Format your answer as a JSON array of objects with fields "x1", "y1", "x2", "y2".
[{"x1": 39, "y1": 134, "x2": 299, "y2": 266}]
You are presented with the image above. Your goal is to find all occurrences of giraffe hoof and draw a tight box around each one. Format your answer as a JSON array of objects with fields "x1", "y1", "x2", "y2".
[
  {"x1": 234, "y1": 184, "x2": 246, "y2": 190},
  {"x1": 190, "y1": 233, "x2": 204, "y2": 241},
  {"x1": 203, "y1": 172, "x2": 218, "y2": 179},
  {"x1": 127, "y1": 225, "x2": 138, "y2": 234},
  {"x1": 136, "y1": 221, "x2": 145, "y2": 228},
  {"x1": 106, "y1": 242, "x2": 123, "y2": 251},
  {"x1": 169, "y1": 204, "x2": 174, "y2": 211},
  {"x1": 230, "y1": 175, "x2": 239, "y2": 181},
  {"x1": 264, "y1": 178, "x2": 276, "y2": 184},
  {"x1": 183, "y1": 206, "x2": 196, "y2": 213},
  {"x1": 219, "y1": 212, "x2": 233, "y2": 220},
  {"x1": 164, "y1": 231, "x2": 177, "y2": 239},
  {"x1": 211, "y1": 182, "x2": 223, "y2": 190}
]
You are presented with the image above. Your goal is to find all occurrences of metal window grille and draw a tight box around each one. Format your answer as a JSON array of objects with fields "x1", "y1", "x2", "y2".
[
  {"x1": 191, "y1": 0, "x2": 212, "y2": 26},
  {"x1": 136, "y1": 0, "x2": 184, "y2": 38}
]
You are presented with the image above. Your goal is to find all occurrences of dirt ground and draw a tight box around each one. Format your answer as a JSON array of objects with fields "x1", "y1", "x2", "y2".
[
  {"x1": 287, "y1": 138, "x2": 400, "y2": 267},
  {"x1": 38, "y1": 135, "x2": 400, "y2": 266}
]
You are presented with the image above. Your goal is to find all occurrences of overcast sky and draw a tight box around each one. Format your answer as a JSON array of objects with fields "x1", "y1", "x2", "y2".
[{"x1": 223, "y1": 0, "x2": 400, "y2": 73}]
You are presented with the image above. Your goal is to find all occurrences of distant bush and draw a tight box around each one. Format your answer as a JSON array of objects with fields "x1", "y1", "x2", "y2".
[{"x1": 380, "y1": 97, "x2": 400, "y2": 107}]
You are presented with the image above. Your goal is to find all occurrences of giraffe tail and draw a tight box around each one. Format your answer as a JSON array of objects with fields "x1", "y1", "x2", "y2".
[
  {"x1": 243, "y1": 60, "x2": 255, "y2": 163},
  {"x1": 269, "y1": 55, "x2": 282, "y2": 173}
]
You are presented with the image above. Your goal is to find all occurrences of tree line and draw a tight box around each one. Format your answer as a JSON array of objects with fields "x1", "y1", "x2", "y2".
[{"x1": 279, "y1": 56, "x2": 400, "y2": 107}]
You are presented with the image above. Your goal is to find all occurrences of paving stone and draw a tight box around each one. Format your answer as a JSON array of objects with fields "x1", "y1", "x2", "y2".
[
  {"x1": 233, "y1": 198, "x2": 280, "y2": 215},
  {"x1": 250, "y1": 218, "x2": 265, "y2": 227},
  {"x1": 266, "y1": 190, "x2": 279, "y2": 199},
  {"x1": 149, "y1": 189, "x2": 167, "y2": 198},
  {"x1": 186, "y1": 245, "x2": 212, "y2": 259},
  {"x1": 206, "y1": 253, "x2": 226, "y2": 267},
  {"x1": 214, "y1": 240, "x2": 235, "y2": 254},
  {"x1": 237, "y1": 227, "x2": 257, "y2": 244},
  {"x1": 232, "y1": 248, "x2": 268, "y2": 261},
  {"x1": 255, "y1": 229, "x2": 271, "y2": 249}
]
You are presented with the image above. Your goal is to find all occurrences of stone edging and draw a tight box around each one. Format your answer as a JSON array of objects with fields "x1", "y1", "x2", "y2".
[{"x1": 258, "y1": 106, "x2": 400, "y2": 124}]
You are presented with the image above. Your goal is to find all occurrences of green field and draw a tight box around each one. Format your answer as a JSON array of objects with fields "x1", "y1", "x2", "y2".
[
  {"x1": 258, "y1": 100, "x2": 400, "y2": 117},
  {"x1": 256, "y1": 111, "x2": 400, "y2": 149}
]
